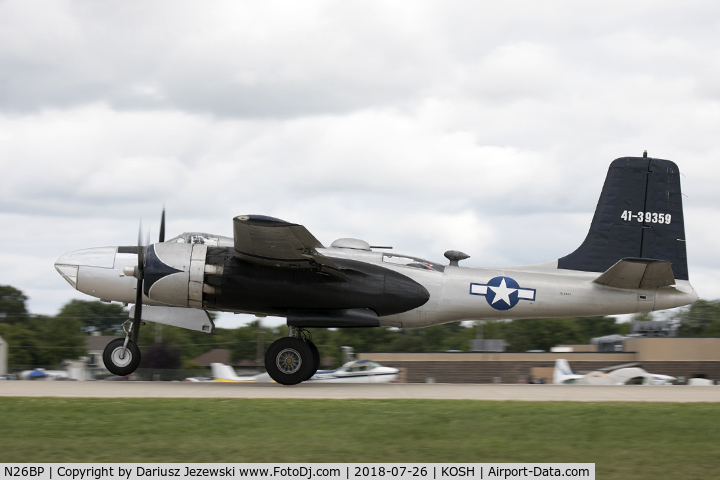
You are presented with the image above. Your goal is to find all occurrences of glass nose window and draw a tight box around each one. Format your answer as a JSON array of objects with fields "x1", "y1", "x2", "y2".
[{"x1": 55, "y1": 264, "x2": 78, "y2": 288}]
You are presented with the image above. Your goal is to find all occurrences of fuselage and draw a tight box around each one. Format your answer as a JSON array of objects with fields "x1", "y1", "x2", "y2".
[
  {"x1": 317, "y1": 245, "x2": 697, "y2": 327},
  {"x1": 55, "y1": 232, "x2": 698, "y2": 329}
]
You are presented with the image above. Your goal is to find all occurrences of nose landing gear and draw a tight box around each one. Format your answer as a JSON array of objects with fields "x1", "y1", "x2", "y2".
[
  {"x1": 102, "y1": 319, "x2": 142, "y2": 377},
  {"x1": 103, "y1": 338, "x2": 141, "y2": 376}
]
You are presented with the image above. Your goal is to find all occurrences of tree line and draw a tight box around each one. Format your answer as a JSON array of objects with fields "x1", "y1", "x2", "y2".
[{"x1": 1, "y1": 285, "x2": 719, "y2": 370}]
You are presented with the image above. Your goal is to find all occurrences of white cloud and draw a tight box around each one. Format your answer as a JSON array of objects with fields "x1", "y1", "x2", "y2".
[{"x1": 0, "y1": 0, "x2": 719, "y2": 322}]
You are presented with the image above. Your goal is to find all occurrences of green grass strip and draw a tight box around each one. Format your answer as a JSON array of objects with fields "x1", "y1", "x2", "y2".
[{"x1": 1, "y1": 398, "x2": 719, "y2": 479}]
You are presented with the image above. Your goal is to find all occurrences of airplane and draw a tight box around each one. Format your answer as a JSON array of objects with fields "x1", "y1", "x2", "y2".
[
  {"x1": 687, "y1": 378, "x2": 715, "y2": 386},
  {"x1": 308, "y1": 359, "x2": 400, "y2": 383},
  {"x1": 54, "y1": 154, "x2": 698, "y2": 385},
  {"x1": 210, "y1": 359, "x2": 400, "y2": 383},
  {"x1": 18, "y1": 368, "x2": 70, "y2": 381},
  {"x1": 553, "y1": 359, "x2": 676, "y2": 385}
]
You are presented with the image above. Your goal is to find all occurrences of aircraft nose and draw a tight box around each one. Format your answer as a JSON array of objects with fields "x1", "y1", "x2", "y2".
[{"x1": 55, "y1": 247, "x2": 117, "y2": 289}]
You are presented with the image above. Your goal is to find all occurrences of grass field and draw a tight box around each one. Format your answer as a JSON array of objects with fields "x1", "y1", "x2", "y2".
[{"x1": 0, "y1": 398, "x2": 718, "y2": 479}]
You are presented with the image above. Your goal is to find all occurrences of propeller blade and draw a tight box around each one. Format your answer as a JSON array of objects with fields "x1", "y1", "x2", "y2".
[
  {"x1": 159, "y1": 206, "x2": 166, "y2": 243},
  {"x1": 132, "y1": 221, "x2": 148, "y2": 344},
  {"x1": 132, "y1": 276, "x2": 143, "y2": 344},
  {"x1": 136, "y1": 222, "x2": 146, "y2": 280}
]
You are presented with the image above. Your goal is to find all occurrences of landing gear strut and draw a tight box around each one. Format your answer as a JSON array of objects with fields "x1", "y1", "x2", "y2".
[{"x1": 265, "y1": 327, "x2": 320, "y2": 385}]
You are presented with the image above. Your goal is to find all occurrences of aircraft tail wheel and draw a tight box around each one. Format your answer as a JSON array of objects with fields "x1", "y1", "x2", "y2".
[
  {"x1": 265, "y1": 337, "x2": 314, "y2": 385},
  {"x1": 103, "y1": 338, "x2": 141, "y2": 376}
]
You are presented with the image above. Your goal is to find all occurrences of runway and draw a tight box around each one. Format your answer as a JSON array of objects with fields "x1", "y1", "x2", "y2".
[{"x1": 2, "y1": 381, "x2": 720, "y2": 402}]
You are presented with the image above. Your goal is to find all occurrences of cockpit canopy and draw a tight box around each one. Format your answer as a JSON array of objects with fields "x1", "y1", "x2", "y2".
[{"x1": 167, "y1": 232, "x2": 233, "y2": 247}]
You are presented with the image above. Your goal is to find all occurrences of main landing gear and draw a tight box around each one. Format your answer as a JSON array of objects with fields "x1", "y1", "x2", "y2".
[
  {"x1": 102, "y1": 319, "x2": 142, "y2": 377},
  {"x1": 264, "y1": 327, "x2": 320, "y2": 385}
]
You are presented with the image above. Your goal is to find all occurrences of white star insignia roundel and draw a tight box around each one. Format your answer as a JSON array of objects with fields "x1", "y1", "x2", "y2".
[{"x1": 470, "y1": 276, "x2": 536, "y2": 310}]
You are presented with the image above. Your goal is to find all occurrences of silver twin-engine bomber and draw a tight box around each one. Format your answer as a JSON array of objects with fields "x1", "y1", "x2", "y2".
[{"x1": 55, "y1": 155, "x2": 698, "y2": 385}]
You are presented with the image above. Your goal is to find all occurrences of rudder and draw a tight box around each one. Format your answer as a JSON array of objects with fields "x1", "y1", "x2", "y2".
[
  {"x1": 558, "y1": 156, "x2": 688, "y2": 280},
  {"x1": 211, "y1": 362, "x2": 240, "y2": 381}
]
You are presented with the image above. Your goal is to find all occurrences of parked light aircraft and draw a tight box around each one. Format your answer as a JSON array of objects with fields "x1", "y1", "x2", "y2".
[
  {"x1": 55, "y1": 154, "x2": 697, "y2": 385},
  {"x1": 307, "y1": 359, "x2": 400, "y2": 383},
  {"x1": 553, "y1": 359, "x2": 676, "y2": 385},
  {"x1": 18, "y1": 368, "x2": 70, "y2": 381},
  {"x1": 211, "y1": 359, "x2": 400, "y2": 383}
]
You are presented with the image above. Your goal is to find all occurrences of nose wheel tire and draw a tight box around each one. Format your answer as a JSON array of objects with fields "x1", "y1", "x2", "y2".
[
  {"x1": 265, "y1": 337, "x2": 314, "y2": 385},
  {"x1": 103, "y1": 338, "x2": 141, "y2": 376}
]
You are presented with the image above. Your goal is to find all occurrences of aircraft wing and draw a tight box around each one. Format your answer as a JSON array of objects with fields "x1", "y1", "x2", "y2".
[
  {"x1": 593, "y1": 258, "x2": 675, "y2": 289},
  {"x1": 232, "y1": 215, "x2": 347, "y2": 279}
]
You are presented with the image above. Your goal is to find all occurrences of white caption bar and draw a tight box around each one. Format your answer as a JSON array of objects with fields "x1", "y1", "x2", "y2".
[{"x1": 1, "y1": 463, "x2": 594, "y2": 480}]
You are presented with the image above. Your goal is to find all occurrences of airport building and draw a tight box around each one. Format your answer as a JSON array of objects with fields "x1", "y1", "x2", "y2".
[{"x1": 358, "y1": 337, "x2": 720, "y2": 384}]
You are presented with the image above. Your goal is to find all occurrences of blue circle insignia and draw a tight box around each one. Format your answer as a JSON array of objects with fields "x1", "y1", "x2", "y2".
[
  {"x1": 469, "y1": 276, "x2": 536, "y2": 311},
  {"x1": 484, "y1": 276, "x2": 520, "y2": 310}
]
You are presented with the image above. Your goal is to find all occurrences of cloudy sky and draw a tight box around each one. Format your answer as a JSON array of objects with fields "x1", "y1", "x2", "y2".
[{"x1": 1, "y1": 1, "x2": 718, "y2": 328}]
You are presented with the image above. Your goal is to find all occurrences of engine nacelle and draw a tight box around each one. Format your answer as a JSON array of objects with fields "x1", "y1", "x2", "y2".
[{"x1": 144, "y1": 242, "x2": 208, "y2": 308}]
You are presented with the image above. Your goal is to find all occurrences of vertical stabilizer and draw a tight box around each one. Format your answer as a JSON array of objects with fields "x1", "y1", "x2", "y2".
[
  {"x1": 211, "y1": 363, "x2": 242, "y2": 382},
  {"x1": 553, "y1": 359, "x2": 579, "y2": 384},
  {"x1": 558, "y1": 157, "x2": 688, "y2": 280}
]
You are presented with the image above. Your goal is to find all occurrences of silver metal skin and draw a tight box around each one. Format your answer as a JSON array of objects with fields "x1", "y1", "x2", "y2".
[
  {"x1": 54, "y1": 233, "x2": 233, "y2": 309},
  {"x1": 55, "y1": 247, "x2": 144, "y2": 305},
  {"x1": 316, "y1": 247, "x2": 698, "y2": 328}
]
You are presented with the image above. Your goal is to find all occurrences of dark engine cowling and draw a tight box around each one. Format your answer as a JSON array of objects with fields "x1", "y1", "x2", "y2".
[
  {"x1": 144, "y1": 244, "x2": 430, "y2": 325},
  {"x1": 202, "y1": 248, "x2": 430, "y2": 321}
]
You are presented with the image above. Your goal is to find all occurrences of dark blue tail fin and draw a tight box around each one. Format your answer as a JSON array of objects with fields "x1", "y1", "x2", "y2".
[{"x1": 558, "y1": 156, "x2": 688, "y2": 280}]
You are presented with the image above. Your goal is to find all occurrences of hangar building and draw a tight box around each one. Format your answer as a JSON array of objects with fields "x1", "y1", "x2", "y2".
[{"x1": 358, "y1": 337, "x2": 720, "y2": 384}]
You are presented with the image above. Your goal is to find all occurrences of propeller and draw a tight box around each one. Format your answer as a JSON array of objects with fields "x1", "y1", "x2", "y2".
[
  {"x1": 127, "y1": 207, "x2": 165, "y2": 345},
  {"x1": 131, "y1": 223, "x2": 148, "y2": 344}
]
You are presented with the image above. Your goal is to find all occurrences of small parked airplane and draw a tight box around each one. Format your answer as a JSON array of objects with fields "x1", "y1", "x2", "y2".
[
  {"x1": 55, "y1": 154, "x2": 697, "y2": 385},
  {"x1": 18, "y1": 368, "x2": 70, "y2": 381},
  {"x1": 308, "y1": 359, "x2": 400, "y2": 383},
  {"x1": 211, "y1": 359, "x2": 400, "y2": 383},
  {"x1": 553, "y1": 359, "x2": 676, "y2": 385}
]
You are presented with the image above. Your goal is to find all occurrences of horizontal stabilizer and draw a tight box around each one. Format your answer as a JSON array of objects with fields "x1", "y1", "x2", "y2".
[{"x1": 593, "y1": 258, "x2": 675, "y2": 289}]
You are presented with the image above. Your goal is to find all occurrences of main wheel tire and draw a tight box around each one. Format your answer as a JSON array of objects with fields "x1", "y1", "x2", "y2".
[
  {"x1": 103, "y1": 338, "x2": 141, "y2": 376},
  {"x1": 306, "y1": 340, "x2": 320, "y2": 380},
  {"x1": 265, "y1": 337, "x2": 314, "y2": 385}
]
